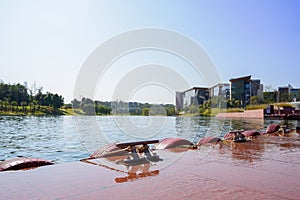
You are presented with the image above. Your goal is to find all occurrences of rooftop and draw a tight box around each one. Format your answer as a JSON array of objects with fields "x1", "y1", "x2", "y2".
[{"x1": 229, "y1": 75, "x2": 252, "y2": 82}]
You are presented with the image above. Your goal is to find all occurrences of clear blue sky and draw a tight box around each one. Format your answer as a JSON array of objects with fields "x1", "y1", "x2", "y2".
[{"x1": 1, "y1": 0, "x2": 299, "y2": 103}]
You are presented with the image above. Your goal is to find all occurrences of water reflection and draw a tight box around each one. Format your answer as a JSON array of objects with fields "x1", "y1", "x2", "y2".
[
  {"x1": 82, "y1": 155, "x2": 161, "y2": 183},
  {"x1": 115, "y1": 164, "x2": 159, "y2": 183},
  {"x1": 229, "y1": 140, "x2": 265, "y2": 162},
  {"x1": 222, "y1": 119, "x2": 265, "y2": 132}
]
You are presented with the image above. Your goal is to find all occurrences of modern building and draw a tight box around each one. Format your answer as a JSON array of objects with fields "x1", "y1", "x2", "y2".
[
  {"x1": 210, "y1": 83, "x2": 230, "y2": 99},
  {"x1": 175, "y1": 92, "x2": 184, "y2": 111},
  {"x1": 175, "y1": 74, "x2": 300, "y2": 111},
  {"x1": 291, "y1": 88, "x2": 300, "y2": 102},
  {"x1": 175, "y1": 75, "x2": 263, "y2": 111},
  {"x1": 175, "y1": 84, "x2": 230, "y2": 111},
  {"x1": 229, "y1": 75, "x2": 263, "y2": 106},
  {"x1": 175, "y1": 87, "x2": 209, "y2": 112},
  {"x1": 278, "y1": 84, "x2": 300, "y2": 102}
]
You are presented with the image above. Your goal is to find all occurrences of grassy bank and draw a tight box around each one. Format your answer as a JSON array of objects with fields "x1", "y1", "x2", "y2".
[
  {"x1": 0, "y1": 106, "x2": 77, "y2": 116},
  {"x1": 0, "y1": 107, "x2": 111, "y2": 116}
]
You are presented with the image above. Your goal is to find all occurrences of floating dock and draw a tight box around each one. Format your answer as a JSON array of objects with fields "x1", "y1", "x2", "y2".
[{"x1": 1, "y1": 135, "x2": 299, "y2": 200}]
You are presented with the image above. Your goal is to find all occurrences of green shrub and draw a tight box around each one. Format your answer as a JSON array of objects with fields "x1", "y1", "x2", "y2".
[{"x1": 245, "y1": 104, "x2": 267, "y2": 110}]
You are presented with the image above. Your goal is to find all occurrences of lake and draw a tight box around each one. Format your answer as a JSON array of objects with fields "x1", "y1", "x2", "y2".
[{"x1": 0, "y1": 115, "x2": 296, "y2": 163}]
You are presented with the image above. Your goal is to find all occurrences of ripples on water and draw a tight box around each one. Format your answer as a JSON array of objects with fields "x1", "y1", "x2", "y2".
[
  {"x1": 0, "y1": 115, "x2": 296, "y2": 163},
  {"x1": 0, "y1": 116, "x2": 88, "y2": 163}
]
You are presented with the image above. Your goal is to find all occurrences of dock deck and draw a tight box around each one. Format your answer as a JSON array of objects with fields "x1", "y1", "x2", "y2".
[{"x1": 1, "y1": 135, "x2": 300, "y2": 200}]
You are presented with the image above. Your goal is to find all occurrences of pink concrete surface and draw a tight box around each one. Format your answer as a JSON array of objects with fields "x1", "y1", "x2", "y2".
[
  {"x1": 216, "y1": 109, "x2": 264, "y2": 119},
  {"x1": 0, "y1": 135, "x2": 299, "y2": 200}
]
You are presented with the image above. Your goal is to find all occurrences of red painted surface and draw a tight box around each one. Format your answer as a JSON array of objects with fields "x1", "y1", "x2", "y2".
[
  {"x1": 197, "y1": 136, "x2": 221, "y2": 145},
  {"x1": 153, "y1": 138, "x2": 193, "y2": 149},
  {"x1": 242, "y1": 130, "x2": 261, "y2": 137},
  {"x1": 90, "y1": 143, "x2": 123, "y2": 158},
  {"x1": 266, "y1": 123, "x2": 281, "y2": 134},
  {"x1": 223, "y1": 132, "x2": 237, "y2": 140},
  {"x1": 1, "y1": 134, "x2": 300, "y2": 200}
]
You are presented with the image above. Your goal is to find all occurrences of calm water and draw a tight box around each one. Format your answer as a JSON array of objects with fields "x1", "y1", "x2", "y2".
[{"x1": 0, "y1": 115, "x2": 297, "y2": 163}]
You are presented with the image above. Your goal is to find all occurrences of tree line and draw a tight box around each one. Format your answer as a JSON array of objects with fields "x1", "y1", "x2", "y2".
[
  {"x1": 71, "y1": 98, "x2": 112, "y2": 115},
  {"x1": 0, "y1": 82, "x2": 64, "y2": 114},
  {"x1": 0, "y1": 81, "x2": 176, "y2": 116},
  {"x1": 71, "y1": 98, "x2": 176, "y2": 116}
]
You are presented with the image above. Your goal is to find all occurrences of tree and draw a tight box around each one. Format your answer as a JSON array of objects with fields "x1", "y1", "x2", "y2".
[
  {"x1": 210, "y1": 96, "x2": 225, "y2": 108},
  {"x1": 21, "y1": 101, "x2": 27, "y2": 112},
  {"x1": 203, "y1": 99, "x2": 211, "y2": 109},
  {"x1": 189, "y1": 104, "x2": 198, "y2": 116},
  {"x1": 28, "y1": 102, "x2": 34, "y2": 113},
  {"x1": 32, "y1": 100, "x2": 38, "y2": 113},
  {"x1": 149, "y1": 105, "x2": 166, "y2": 116},
  {"x1": 35, "y1": 89, "x2": 43, "y2": 109},
  {"x1": 250, "y1": 96, "x2": 258, "y2": 105},
  {"x1": 96, "y1": 104, "x2": 111, "y2": 115},
  {"x1": 0, "y1": 83, "x2": 9, "y2": 101},
  {"x1": 42, "y1": 92, "x2": 52, "y2": 106},
  {"x1": 16, "y1": 83, "x2": 29, "y2": 104},
  {"x1": 3, "y1": 98, "x2": 9, "y2": 111},
  {"x1": 11, "y1": 101, "x2": 18, "y2": 112},
  {"x1": 0, "y1": 81, "x2": 65, "y2": 114},
  {"x1": 142, "y1": 108, "x2": 149, "y2": 116},
  {"x1": 6, "y1": 83, "x2": 29, "y2": 105},
  {"x1": 51, "y1": 94, "x2": 64, "y2": 109},
  {"x1": 263, "y1": 91, "x2": 277, "y2": 104},
  {"x1": 226, "y1": 98, "x2": 241, "y2": 108},
  {"x1": 279, "y1": 93, "x2": 291, "y2": 103},
  {"x1": 234, "y1": 100, "x2": 241, "y2": 108},
  {"x1": 165, "y1": 106, "x2": 175, "y2": 116}
]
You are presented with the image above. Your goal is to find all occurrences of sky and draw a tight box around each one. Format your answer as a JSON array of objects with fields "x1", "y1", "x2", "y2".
[{"x1": 1, "y1": 0, "x2": 300, "y2": 104}]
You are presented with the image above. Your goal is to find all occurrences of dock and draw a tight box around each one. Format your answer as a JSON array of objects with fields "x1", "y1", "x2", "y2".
[{"x1": 1, "y1": 135, "x2": 300, "y2": 199}]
